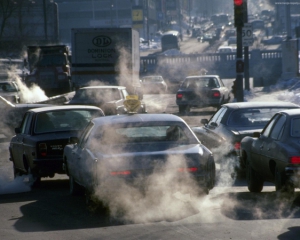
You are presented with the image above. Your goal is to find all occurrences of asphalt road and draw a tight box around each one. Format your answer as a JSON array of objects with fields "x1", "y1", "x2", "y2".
[{"x1": 1, "y1": 92, "x2": 300, "y2": 240}]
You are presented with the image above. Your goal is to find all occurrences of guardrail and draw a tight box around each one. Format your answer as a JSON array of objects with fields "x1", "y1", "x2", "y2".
[{"x1": 140, "y1": 49, "x2": 282, "y2": 86}]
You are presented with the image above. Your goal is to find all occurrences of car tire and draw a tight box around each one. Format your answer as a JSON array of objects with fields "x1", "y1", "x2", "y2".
[
  {"x1": 275, "y1": 166, "x2": 294, "y2": 195},
  {"x1": 69, "y1": 175, "x2": 83, "y2": 196},
  {"x1": 27, "y1": 167, "x2": 41, "y2": 188},
  {"x1": 246, "y1": 160, "x2": 263, "y2": 192},
  {"x1": 179, "y1": 105, "x2": 190, "y2": 114},
  {"x1": 206, "y1": 159, "x2": 216, "y2": 191},
  {"x1": 13, "y1": 163, "x2": 22, "y2": 178}
]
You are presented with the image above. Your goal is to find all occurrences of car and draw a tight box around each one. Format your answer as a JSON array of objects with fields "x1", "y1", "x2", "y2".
[
  {"x1": 240, "y1": 109, "x2": 300, "y2": 195},
  {"x1": 140, "y1": 75, "x2": 168, "y2": 94},
  {"x1": 261, "y1": 35, "x2": 285, "y2": 45},
  {"x1": 9, "y1": 105, "x2": 104, "y2": 186},
  {"x1": 224, "y1": 29, "x2": 236, "y2": 39},
  {"x1": 176, "y1": 75, "x2": 230, "y2": 113},
  {"x1": 217, "y1": 46, "x2": 236, "y2": 53},
  {"x1": 227, "y1": 36, "x2": 237, "y2": 45},
  {"x1": 0, "y1": 81, "x2": 21, "y2": 103},
  {"x1": 63, "y1": 99, "x2": 216, "y2": 204},
  {"x1": 192, "y1": 102, "x2": 300, "y2": 175},
  {"x1": 200, "y1": 33, "x2": 216, "y2": 44},
  {"x1": 66, "y1": 85, "x2": 146, "y2": 115}
]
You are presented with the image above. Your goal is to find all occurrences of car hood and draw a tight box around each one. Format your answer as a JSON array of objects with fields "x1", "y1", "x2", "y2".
[{"x1": 93, "y1": 143, "x2": 209, "y2": 172}]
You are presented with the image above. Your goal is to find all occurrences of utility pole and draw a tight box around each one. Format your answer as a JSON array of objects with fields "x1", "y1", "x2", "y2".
[{"x1": 233, "y1": 0, "x2": 244, "y2": 102}]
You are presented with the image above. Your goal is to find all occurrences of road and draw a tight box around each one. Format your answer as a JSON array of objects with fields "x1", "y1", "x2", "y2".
[{"x1": 1, "y1": 92, "x2": 300, "y2": 240}]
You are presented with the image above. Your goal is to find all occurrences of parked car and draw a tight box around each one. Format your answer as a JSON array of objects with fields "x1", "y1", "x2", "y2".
[
  {"x1": 192, "y1": 102, "x2": 300, "y2": 175},
  {"x1": 66, "y1": 85, "x2": 146, "y2": 115},
  {"x1": 9, "y1": 105, "x2": 104, "y2": 186},
  {"x1": 176, "y1": 75, "x2": 230, "y2": 113},
  {"x1": 63, "y1": 105, "x2": 216, "y2": 204},
  {"x1": 261, "y1": 35, "x2": 285, "y2": 45},
  {"x1": 140, "y1": 75, "x2": 168, "y2": 94},
  {"x1": 0, "y1": 81, "x2": 21, "y2": 103},
  {"x1": 240, "y1": 109, "x2": 300, "y2": 195}
]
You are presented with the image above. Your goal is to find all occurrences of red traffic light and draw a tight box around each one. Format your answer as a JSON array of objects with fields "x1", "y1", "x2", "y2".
[{"x1": 234, "y1": 0, "x2": 243, "y2": 6}]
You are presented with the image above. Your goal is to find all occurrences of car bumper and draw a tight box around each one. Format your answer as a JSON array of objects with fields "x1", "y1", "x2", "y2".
[
  {"x1": 33, "y1": 158, "x2": 64, "y2": 176},
  {"x1": 285, "y1": 166, "x2": 300, "y2": 187},
  {"x1": 176, "y1": 99, "x2": 222, "y2": 107}
]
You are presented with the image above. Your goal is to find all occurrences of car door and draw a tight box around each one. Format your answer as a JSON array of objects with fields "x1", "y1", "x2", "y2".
[
  {"x1": 258, "y1": 114, "x2": 286, "y2": 179},
  {"x1": 11, "y1": 112, "x2": 33, "y2": 171},
  {"x1": 68, "y1": 123, "x2": 94, "y2": 188},
  {"x1": 251, "y1": 114, "x2": 281, "y2": 176}
]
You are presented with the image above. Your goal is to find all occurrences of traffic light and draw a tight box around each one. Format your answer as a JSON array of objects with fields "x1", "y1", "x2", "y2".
[{"x1": 234, "y1": 0, "x2": 244, "y2": 28}]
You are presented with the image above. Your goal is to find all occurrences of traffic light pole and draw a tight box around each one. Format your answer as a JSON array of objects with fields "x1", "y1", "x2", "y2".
[
  {"x1": 234, "y1": 0, "x2": 244, "y2": 102},
  {"x1": 236, "y1": 26, "x2": 244, "y2": 102},
  {"x1": 243, "y1": 1, "x2": 250, "y2": 91}
]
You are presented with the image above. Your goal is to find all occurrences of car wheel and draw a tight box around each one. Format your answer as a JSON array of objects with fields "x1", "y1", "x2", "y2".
[
  {"x1": 246, "y1": 160, "x2": 263, "y2": 192},
  {"x1": 27, "y1": 167, "x2": 41, "y2": 188},
  {"x1": 13, "y1": 163, "x2": 22, "y2": 178},
  {"x1": 275, "y1": 166, "x2": 294, "y2": 195},
  {"x1": 69, "y1": 175, "x2": 83, "y2": 196},
  {"x1": 206, "y1": 159, "x2": 216, "y2": 191},
  {"x1": 179, "y1": 105, "x2": 190, "y2": 114}
]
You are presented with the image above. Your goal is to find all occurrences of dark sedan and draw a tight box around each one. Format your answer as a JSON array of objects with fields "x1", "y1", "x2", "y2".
[
  {"x1": 9, "y1": 105, "x2": 104, "y2": 186},
  {"x1": 63, "y1": 112, "x2": 216, "y2": 205},
  {"x1": 192, "y1": 102, "x2": 300, "y2": 175},
  {"x1": 240, "y1": 109, "x2": 300, "y2": 195},
  {"x1": 176, "y1": 75, "x2": 230, "y2": 113}
]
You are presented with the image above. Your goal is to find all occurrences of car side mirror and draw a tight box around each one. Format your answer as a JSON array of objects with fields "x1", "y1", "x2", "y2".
[
  {"x1": 15, "y1": 127, "x2": 21, "y2": 134},
  {"x1": 69, "y1": 136, "x2": 79, "y2": 144},
  {"x1": 253, "y1": 132, "x2": 260, "y2": 138},
  {"x1": 201, "y1": 119, "x2": 208, "y2": 125}
]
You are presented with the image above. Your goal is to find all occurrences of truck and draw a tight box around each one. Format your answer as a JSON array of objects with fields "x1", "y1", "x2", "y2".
[
  {"x1": 24, "y1": 45, "x2": 72, "y2": 96},
  {"x1": 71, "y1": 28, "x2": 141, "y2": 94}
]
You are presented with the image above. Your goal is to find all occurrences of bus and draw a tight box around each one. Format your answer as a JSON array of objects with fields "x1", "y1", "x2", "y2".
[{"x1": 161, "y1": 31, "x2": 181, "y2": 52}]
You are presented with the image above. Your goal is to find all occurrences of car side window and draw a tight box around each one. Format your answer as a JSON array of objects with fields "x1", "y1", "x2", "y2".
[
  {"x1": 208, "y1": 107, "x2": 226, "y2": 126},
  {"x1": 79, "y1": 122, "x2": 94, "y2": 149},
  {"x1": 262, "y1": 114, "x2": 280, "y2": 137},
  {"x1": 269, "y1": 115, "x2": 286, "y2": 140},
  {"x1": 19, "y1": 112, "x2": 31, "y2": 134}
]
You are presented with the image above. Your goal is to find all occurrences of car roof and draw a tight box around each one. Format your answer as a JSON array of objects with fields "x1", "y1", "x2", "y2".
[
  {"x1": 279, "y1": 108, "x2": 300, "y2": 116},
  {"x1": 185, "y1": 75, "x2": 219, "y2": 79},
  {"x1": 222, "y1": 101, "x2": 300, "y2": 109},
  {"x1": 27, "y1": 105, "x2": 103, "y2": 113},
  {"x1": 80, "y1": 86, "x2": 126, "y2": 90},
  {"x1": 91, "y1": 113, "x2": 185, "y2": 125}
]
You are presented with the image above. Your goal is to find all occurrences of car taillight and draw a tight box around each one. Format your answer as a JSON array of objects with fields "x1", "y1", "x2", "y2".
[
  {"x1": 110, "y1": 170, "x2": 131, "y2": 176},
  {"x1": 211, "y1": 91, "x2": 221, "y2": 98},
  {"x1": 234, "y1": 142, "x2": 241, "y2": 150},
  {"x1": 290, "y1": 156, "x2": 300, "y2": 164},
  {"x1": 178, "y1": 167, "x2": 198, "y2": 172},
  {"x1": 39, "y1": 143, "x2": 47, "y2": 156},
  {"x1": 177, "y1": 93, "x2": 183, "y2": 99}
]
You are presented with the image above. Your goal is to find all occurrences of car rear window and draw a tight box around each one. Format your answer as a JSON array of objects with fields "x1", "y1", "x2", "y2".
[
  {"x1": 227, "y1": 108, "x2": 296, "y2": 127},
  {"x1": 90, "y1": 123, "x2": 198, "y2": 145},
  {"x1": 34, "y1": 109, "x2": 102, "y2": 134},
  {"x1": 181, "y1": 77, "x2": 219, "y2": 88}
]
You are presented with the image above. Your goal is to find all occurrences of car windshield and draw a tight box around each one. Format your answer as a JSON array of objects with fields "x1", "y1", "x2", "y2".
[
  {"x1": 181, "y1": 77, "x2": 219, "y2": 88},
  {"x1": 34, "y1": 109, "x2": 101, "y2": 134},
  {"x1": 0, "y1": 82, "x2": 18, "y2": 92},
  {"x1": 227, "y1": 108, "x2": 295, "y2": 127},
  {"x1": 73, "y1": 88, "x2": 121, "y2": 102},
  {"x1": 90, "y1": 123, "x2": 198, "y2": 146}
]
